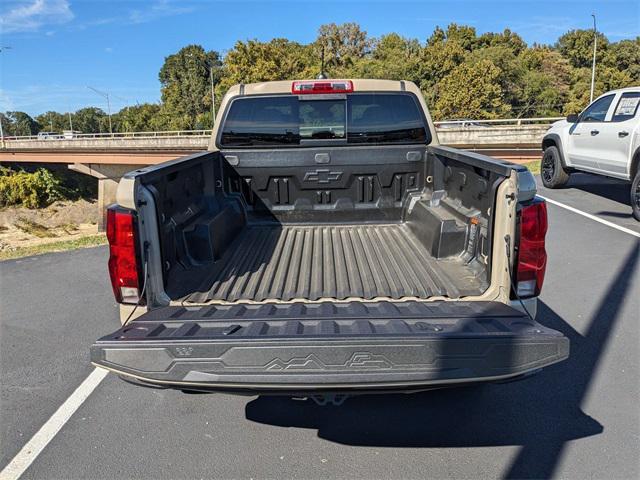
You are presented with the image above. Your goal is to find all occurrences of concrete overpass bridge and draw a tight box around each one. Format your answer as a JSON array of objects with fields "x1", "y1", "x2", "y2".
[{"x1": 0, "y1": 118, "x2": 558, "y2": 228}]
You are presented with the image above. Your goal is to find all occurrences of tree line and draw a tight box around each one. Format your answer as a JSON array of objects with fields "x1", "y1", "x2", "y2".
[{"x1": 2, "y1": 23, "x2": 638, "y2": 135}]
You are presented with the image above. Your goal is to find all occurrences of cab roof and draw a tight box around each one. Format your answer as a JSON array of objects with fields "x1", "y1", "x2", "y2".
[
  {"x1": 226, "y1": 79, "x2": 414, "y2": 96},
  {"x1": 599, "y1": 86, "x2": 640, "y2": 95}
]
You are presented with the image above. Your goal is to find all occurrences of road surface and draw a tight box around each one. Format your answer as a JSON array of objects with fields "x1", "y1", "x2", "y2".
[{"x1": 1, "y1": 174, "x2": 639, "y2": 479}]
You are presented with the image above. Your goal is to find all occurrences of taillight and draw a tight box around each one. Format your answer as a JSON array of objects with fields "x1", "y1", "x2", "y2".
[
  {"x1": 515, "y1": 198, "x2": 548, "y2": 298},
  {"x1": 107, "y1": 206, "x2": 143, "y2": 304},
  {"x1": 292, "y1": 80, "x2": 354, "y2": 94}
]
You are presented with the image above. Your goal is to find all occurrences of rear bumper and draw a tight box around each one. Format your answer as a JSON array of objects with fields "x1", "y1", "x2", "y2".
[{"x1": 91, "y1": 301, "x2": 569, "y2": 393}]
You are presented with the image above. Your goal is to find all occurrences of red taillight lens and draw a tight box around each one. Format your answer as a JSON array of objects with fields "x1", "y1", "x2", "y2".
[
  {"x1": 516, "y1": 199, "x2": 548, "y2": 298},
  {"x1": 107, "y1": 206, "x2": 142, "y2": 304},
  {"x1": 292, "y1": 80, "x2": 354, "y2": 94}
]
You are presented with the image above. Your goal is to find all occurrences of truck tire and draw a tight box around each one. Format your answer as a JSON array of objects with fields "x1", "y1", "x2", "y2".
[
  {"x1": 632, "y1": 170, "x2": 640, "y2": 221},
  {"x1": 541, "y1": 146, "x2": 570, "y2": 188}
]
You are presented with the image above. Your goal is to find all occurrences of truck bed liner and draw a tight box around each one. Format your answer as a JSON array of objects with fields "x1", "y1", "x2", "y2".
[{"x1": 181, "y1": 224, "x2": 487, "y2": 304}]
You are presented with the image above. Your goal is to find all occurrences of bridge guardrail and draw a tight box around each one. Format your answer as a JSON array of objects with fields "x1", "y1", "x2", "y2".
[
  {"x1": 1, "y1": 117, "x2": 564, "y2": 143},
  {"x1": 433, "y1": 117, "x2": 563, "y2": 127},
  {"x1": 2, "y1": 130, "x2": 213, "y2": 142}
]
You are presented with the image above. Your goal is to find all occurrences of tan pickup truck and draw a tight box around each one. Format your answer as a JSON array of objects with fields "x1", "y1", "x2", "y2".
[{"x1": 91, "y1": 79, "x2": 568, "y2": 401}]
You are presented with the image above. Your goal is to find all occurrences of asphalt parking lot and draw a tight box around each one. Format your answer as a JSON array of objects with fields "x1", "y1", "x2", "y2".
[{"x1": 1, "y1": 173, "x2": 639, "y2": 480}]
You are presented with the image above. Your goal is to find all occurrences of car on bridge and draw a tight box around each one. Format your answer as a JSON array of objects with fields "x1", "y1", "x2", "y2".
[
  {"x1": 541, "y1": 86, "x2": 640, "y2": 220},
  {"x1": 36, "y1": 131, "x2": 60, "y2": 140}
]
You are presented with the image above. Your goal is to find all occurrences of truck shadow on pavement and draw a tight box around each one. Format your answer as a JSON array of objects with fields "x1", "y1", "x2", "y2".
[
  {"x1": 565, "y1": 173, "x2": 632, "y2": 208},
  {"x1": 246, "y1": 243, "x2": 639, "y2": 479}
]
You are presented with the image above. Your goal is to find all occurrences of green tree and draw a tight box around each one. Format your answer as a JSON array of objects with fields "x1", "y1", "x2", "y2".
[
  {"x1": 159, "y1": 45, "x2": 222, "y2": 129},
  {"x1": 315, "y1": 22, "x2": 370, "y2": 75},
  {"x1": 2, "y1": 111, "x2": 40, "y2": 136},
  {"x1": 418, "y1": 35, "x2": 467, "y2": 105},
  {"x1": 222, "y1": 38, "x2": 315, "y2": 89},
  {"x1": 477, "y1": 29, "x2": 527, "y2": 55},
  {"x1": 564, "y1": 66, "x2": 634, "y2": 114},
  {"x1": 469, "y1": 46, "x2": 523, "y2": 108},
  {"x1": 604, "y1": 37, "x2": 640, "y2": 81},
  {"x1": 432, "y1": 59, "x2": 509, "y2": 120},
  {"x1": 556, "y1": 29, "x2": 609, "y2": 68},
  {"x1": 114, "y1": 103, "x2": 162, "y2": 132},
  {"x1": 35, "y1": 111, "x2": 68, "y2": 132},
  {"x1": 516, "y1": 48, "x2": 572, "y2": 116},
  {"x1": 443, "y1": 23, "x2": 478, "y2": 51},
  {"x1": 353, "y1": 33, "x2": 421, "y2": 82},
  {"x1": 71, "y1": 107, "x2": 108, "y2": 133},
  {"x1": 17, "y1": 23, "x2": 640, "y2": 130}
]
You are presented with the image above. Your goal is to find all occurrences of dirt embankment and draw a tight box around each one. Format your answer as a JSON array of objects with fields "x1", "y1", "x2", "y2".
[{"x1": 0, "y1": 199, "x2": 101, "y2": 252}]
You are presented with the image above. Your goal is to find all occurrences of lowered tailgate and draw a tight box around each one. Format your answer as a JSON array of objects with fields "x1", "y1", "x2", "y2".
[{"x1": 91, "y1": 301, "x2": 568, "y2": 393}]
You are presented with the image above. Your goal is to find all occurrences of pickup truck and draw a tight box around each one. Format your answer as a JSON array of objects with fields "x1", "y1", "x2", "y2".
[
  {"x1": 91, "y1": 79, "x2": 569, "y2": 399},
  {"x1": 541, "y1": 86, "x2": 640, "y2": 220}
]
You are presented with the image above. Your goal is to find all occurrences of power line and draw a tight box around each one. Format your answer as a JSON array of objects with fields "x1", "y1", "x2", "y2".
[{"x1": 87, "y1": 86, "x2": 113, "y2": 134}]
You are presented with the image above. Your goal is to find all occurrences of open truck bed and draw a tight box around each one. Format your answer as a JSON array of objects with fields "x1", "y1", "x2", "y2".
[
  {"x1": 93, "y1": 80, "x2": 567, "y2": 394},
  {"x1": 181, "y1": 223, "x2": 487, "y2": 304},
  {"x1": 148, "y1": 143, "x2": 501, "y2": 306}
]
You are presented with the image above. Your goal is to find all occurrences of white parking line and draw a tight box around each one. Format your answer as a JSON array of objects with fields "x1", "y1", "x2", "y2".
[
  {"x1": 0, "y1": 368, "x2": 108, "y2": 480},
  {"x1": 540, "y1": 195, "x2": 640, "y2": 239}
]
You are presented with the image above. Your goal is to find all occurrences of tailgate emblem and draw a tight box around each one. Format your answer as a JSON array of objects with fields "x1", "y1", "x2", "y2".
[
  {"x1": 303, "y1": 169, "x2": 343, "y2": 184},
  {"x1": 175, "y1": 346, "x2": 194, "y2": 357}
]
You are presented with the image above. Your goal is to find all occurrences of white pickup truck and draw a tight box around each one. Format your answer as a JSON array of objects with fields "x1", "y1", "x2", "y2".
[{"x1": 541, "y1": 86, "x2": 640, "y2": 220}]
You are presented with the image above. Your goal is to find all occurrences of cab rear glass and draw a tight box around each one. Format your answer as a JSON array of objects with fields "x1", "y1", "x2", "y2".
[{"x1": 219, "y1": 93, "x2": 430, "y2": 147}]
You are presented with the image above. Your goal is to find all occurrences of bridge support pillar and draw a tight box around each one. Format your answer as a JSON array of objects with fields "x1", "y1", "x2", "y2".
[{"x1": 69, "y1": 163, "x2": 144, "y2": 231}]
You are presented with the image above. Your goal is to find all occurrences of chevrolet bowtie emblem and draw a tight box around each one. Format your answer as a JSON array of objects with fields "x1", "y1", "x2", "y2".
[{"x1": 303, "y1": 169, "x2": 343, "y2": 184}]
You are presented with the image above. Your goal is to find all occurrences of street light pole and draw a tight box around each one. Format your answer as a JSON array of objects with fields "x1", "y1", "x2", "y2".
[
  {"x1": 209, "y1": 66, "x2": 215, "y2": 125},
  {"x1": 590, "y1": 14, "x2": 597, "y2": 103},
  {"x1": 87, "y1": 86, "x2": 113, "y2": 134}
]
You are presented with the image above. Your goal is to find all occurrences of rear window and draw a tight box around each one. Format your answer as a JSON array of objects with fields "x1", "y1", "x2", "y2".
[
  {"x1": 611, "y1": 92, "x2": 640, "y2": 122},
  {"x1": 220, "y1": 93, "x2": 429, "y2": 148}
]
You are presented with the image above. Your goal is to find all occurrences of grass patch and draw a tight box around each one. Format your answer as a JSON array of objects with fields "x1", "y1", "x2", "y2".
[
  {"x1": 523, "y1": 160, "x2": 541, "y2": 175},
  {"x1": 15, "y1": 217, "x2": 57, "y2": 238},
  {"x1": 0, "y1": 234, "x2": 107, "y2": 261},
  {"x1": 58, "y1": 222, "x2": 79, "y2": 235}
]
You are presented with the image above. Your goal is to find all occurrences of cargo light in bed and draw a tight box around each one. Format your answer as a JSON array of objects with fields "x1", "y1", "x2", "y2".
[{"x1": 292, "y1": 80, "x2": 354, "y2": 94}]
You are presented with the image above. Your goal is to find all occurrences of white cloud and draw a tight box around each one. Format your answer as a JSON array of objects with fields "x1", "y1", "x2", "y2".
[
  {"x1": 104, "y1": 47, "x2": 113, "y2": 53},
  {"x1": 0, "y1": 0, "x2": 74, "y2": 34},
  {"x1": 128, "y1": 0, "x2": 195, "y2": 25}
]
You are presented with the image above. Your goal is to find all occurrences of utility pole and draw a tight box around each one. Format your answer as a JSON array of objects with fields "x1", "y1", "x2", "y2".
[
  {"x1": 204, "y1": 59, "x2": 216, "y2": 126},
  {"x1": 189, "y1": 52, "x2": 218, "y2": 127},
  {"x1": 209, "y1": 66, "x2": 215, "y2": 125},
  {"x1": 87, "y1": 86, "x2": 113, "y2": 134},
  {"x1": 590, "y1": 14, "x2": 597, "y2": 103},
  {"x1": 68, "y1": 111, "x2": 73, "y2": 131}
]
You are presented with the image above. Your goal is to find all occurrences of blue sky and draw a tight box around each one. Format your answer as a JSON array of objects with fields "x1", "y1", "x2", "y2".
[{"x1": 1, "y1": 0, "x2": 638, "y2": 115}]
